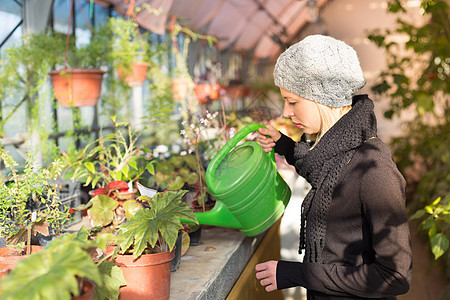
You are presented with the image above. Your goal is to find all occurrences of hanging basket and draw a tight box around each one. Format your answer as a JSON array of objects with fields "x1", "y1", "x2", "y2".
[
  {"x1": 171, "y1": 77, "x2": 191, "y2": 103},
  {"x1": 117, "y1": 62, "x2": 150, "y2": 87},
  {"x1": 49, "y1": 69, "x2": 106, "y2": 107}
]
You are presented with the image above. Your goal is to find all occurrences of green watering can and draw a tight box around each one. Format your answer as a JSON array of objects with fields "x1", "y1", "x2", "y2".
[{"x1": 190, "y1": 123, "x2": 291, "y2": 237}]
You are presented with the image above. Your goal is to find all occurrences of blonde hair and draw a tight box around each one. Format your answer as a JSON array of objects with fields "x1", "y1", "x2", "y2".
[{"x1": 307, "y1": 103, "x2": 352, "y2": 147}]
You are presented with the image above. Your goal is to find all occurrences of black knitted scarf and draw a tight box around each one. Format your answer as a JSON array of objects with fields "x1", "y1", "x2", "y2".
[{"x1": 294, "y1": 95, "x2": 377, "y2": 263}]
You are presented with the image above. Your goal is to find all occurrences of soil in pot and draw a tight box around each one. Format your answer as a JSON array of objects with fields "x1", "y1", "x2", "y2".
[{"x1": 113, "y1": 250, "x2": 174, "y2": 300}]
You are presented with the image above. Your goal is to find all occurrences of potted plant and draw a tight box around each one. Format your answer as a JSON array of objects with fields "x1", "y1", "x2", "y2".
[
  {"x1": 62, "y1": 117, "x2": 155, "y2": 232},
  {"x1": 107, "y1": 17, "x2": 152, "y2": 87},
  {"x1": 0, "y1": 227, "x2": 126, "y2": 300},
  {"x1": 112, "y1": 189, "x2": 197, "y2": 299},
  {"x1": 63, "y1": 117, "x2": 155, "y2": 192},
  {"x1": 80, "y1": 180, "x2": 144, "y2": 234},
  {"x1": 41, "y1": 2, "x2": 114, "y2": 108},
  {"x1": 168, "y1": 17, "x2": 217, "y2": 104},
  {"x1": 0, "y1": 147, "x2": 71, "y2": 279},
  {"x1": 47, "y1": 23, "x2": 112, "y2": 107}
]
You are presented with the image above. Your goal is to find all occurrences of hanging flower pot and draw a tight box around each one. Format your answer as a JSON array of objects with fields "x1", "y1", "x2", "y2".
[
  {"x1": 117, "y1": 62, "x2": 150, "y2": 87},
  {"x1": 49, "y1": 69, "x2": 106, "y2": 107},
  {"x1": 171, "y1": 77, "x2": 191, "y2": 103},
  {"x1": 113, "y1": 250, "x2": 174, "y2": 300}
]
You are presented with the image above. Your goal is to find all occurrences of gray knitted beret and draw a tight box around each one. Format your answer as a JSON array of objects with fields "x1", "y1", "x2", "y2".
[{"x1": 274, "y1": 35, "x2": 366, "y2": 107}]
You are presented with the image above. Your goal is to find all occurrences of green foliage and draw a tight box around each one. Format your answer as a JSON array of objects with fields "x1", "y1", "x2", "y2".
[
  {"x1": 0, "y1": 147, "x2": 69, "y2": 247},
  {"x1": 88, "y1": 195, "x2": 119, "y2": 227},
  {"x1": 84, "y1": 192, "x2": 143, "y2": 233},
  {"x1": 95, "y1": 260, "x2": 126, "y2": 300},
  {"x1": 0, "y1": 33, "x2": 64, "y2": 146},
  {"x1": 0, "y1": 241, "x2": 99, "y2": 300},
  {"x1": 1, "y1": 227, "x2": 126, "y2": 300},
  {"x1": 141, "y1": 43, "x2": 180, "y2": 146},
  {"x1": 64, "y1": 117, "x2": 155, "y2": 189},
  {"x1": 0, "y1": 228, "x2": 125, "y2": 300},
  {"x1": 118, "y1": 190, "x2": 197, "y2": 259},
  {"x1": 153, "y1": 154, "x2": 200, "y2": 190},
  {"x1": 106, "y1": 17, "x2": 150, "y2": 70},
  {"x1": 411, "y1": 196, "x2": 450, "y2": 259},
  {"x1": 367, "y1": 0, "x2": 449, "y2": 118}
]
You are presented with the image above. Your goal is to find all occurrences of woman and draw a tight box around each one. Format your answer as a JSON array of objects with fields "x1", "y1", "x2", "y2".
[{"x1": 255, "y1": 35, "x2": 412, "y2": 299}]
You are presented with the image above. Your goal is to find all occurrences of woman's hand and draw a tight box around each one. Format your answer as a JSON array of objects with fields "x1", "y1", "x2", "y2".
[
  {"x1": 255, "y1": 260, "x2": 278, "y2": 292},
  {"x1": 257, "y1": 125, "x2": 282, "y2": 153}
]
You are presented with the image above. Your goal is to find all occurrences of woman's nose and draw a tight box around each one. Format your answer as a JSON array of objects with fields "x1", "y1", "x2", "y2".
[{"x1": 283, "y1": 104, "x2": 293, "y2": 118}]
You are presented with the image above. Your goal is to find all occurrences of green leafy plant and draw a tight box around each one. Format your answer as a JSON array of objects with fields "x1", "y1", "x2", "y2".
[
  {"x1": 64, "y1": 117, "x2": 155, "y2": 189},
  {"x1": 79, "y1": 180, "x2": 144, "y2": 234},
  {"x1": 0, "y1": 147, "x2": 70, "y2": 253},
  {"x1": 153, "y1": 154, "x2": 200, "y2": 191},
  {"x1": 0, "y1": 33, "x2": 66, "y2": 159},
  {"x1": 411, "y1": 196, "x2": 450, "y2": 260},
  {"x1": 106, "y1": 17, "x2": 150, "y2": 71},
  {"x1": 367, "y1": 0, "x2": 449, "y2": 118},
  {"x1": 117, "y1": 190, "x2": 198, "y2": 259},
  {"x1": 0, "y1": 227, "x2": 125, "y2": 300}
]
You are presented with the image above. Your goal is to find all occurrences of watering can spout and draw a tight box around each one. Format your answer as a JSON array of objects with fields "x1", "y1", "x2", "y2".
[
  {"x1": 179, "y1": 201, "x2": 241, "y2": 229},
  {"x1": 196, "y1": 201, "x2": 242, "y2": 229}
]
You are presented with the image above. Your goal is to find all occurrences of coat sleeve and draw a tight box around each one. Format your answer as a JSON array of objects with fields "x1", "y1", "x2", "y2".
[
  {"x1": 276, "y1": 153, "x2": 412, "y2": 298},
  {"x1": 274, "y1": 133, "x2": 297, "y2": 166}
]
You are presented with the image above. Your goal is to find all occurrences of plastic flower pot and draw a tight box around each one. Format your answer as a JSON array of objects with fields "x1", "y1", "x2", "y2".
[
  {"x1": 171, "y1": 231, "x2": 183, "y2": 272},
  {"x1": 49, "y1": 69, "x2": 106, "y2": 107},
  {"x1": 113, "y1": 250, "x2": 174, "y2": 300},
  {"x1": 117, "y1": 62, "x2": 150, "y2": 86}
]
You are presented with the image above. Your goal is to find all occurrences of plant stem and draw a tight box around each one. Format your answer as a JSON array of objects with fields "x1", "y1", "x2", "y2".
[
  {"x1": 194, "y1": 139, "x2": 205, "y2": 211},
  {"x1": 27, "y1": 226, "x2": 31, "y2": 255}
]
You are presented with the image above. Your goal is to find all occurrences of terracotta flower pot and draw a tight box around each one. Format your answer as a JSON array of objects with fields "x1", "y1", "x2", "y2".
[
  {"x1": 117, "y1": 62, "x2": 150, "y2": 87},
  {"x1": 0, "y1": 245, "x2": 43, "y2": 279},
  {"x1": 49, "y1": 69, "x2": 106, "y2": 107},
  {"x1": 171, "y1": 77, "x2": 190, "y2": 103},
  {"x1": 113, "y1": 250, "x2": 174, "y2": 300},
  {"x1": 72, "y1": 279, "x2": 95, "y2": 300},
  {"x1": 194, "y1": 83, "x2": 220, "y2": 104},
  {"x1": 194, "y1": 83, "x2": 211, "y2": 104}
]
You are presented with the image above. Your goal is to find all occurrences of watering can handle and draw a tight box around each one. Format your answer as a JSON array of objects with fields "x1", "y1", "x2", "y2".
[{"x1": 206, "y1": 123, "x2": 275, "y2": 187}]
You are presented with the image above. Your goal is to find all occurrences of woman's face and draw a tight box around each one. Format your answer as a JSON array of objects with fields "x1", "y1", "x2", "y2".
[{"x1": 281, "y1": 87, "x2": 321, "y2": 135}]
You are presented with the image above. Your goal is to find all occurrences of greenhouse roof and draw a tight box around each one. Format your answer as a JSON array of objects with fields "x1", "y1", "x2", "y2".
[{"x1": 93, "y1": 0, "x2": 329, "y2": 61}]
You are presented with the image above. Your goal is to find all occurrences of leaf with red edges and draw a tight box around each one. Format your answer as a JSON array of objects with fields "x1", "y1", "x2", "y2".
[{"x1": 107, "y1": 181, "x2": 129, "y2": 191}]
